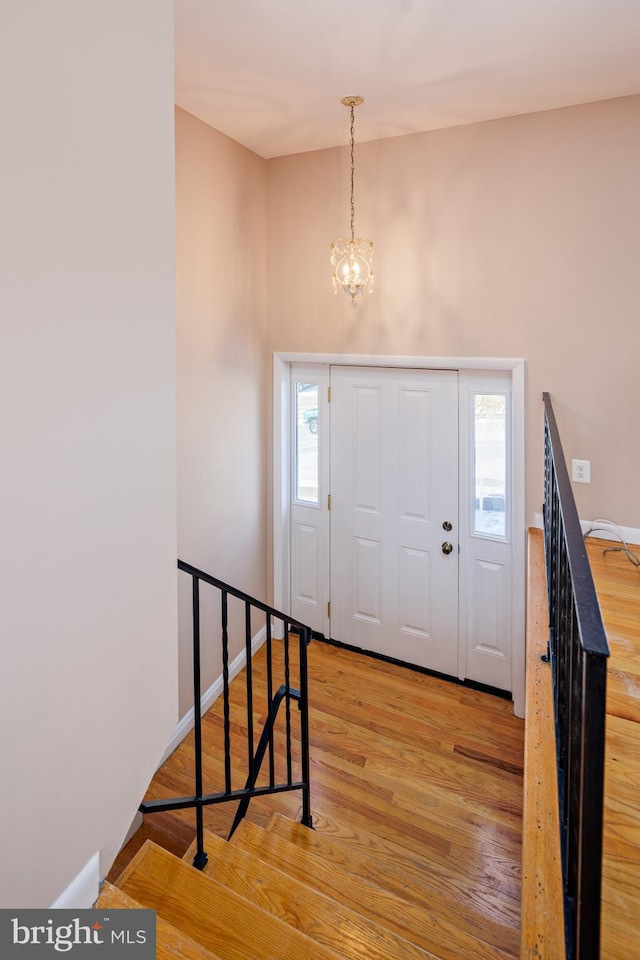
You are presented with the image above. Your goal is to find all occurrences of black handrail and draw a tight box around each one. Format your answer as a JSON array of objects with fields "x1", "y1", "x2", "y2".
[
  {"x1": 542, "y1": 392, "x2": 609, "y2": 960},
  {"x1": 140, "y1": 560, "x2": 313, "y2": 868}
]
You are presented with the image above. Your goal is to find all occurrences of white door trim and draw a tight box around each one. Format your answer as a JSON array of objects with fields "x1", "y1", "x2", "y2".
[{"x1": 273, "y1": 352, "x2": 526, "y2": 718}]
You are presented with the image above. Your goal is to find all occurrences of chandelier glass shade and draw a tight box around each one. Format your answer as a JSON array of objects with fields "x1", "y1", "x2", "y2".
[{"x1": 331, "y1": 96, "x2": 374, "y2": 306}]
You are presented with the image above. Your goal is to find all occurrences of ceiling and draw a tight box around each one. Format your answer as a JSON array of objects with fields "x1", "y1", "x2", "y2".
[{"x1": 174, "y1": 0, "x2": 640, "y2": 159}]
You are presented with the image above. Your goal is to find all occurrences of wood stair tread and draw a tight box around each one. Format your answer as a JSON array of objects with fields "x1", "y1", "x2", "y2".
[
  {"x1": 96, "y1": 882, "x2": 223, "y2": 960},
  {"x1": 231, "y1": 819, "x2": 516, "y2": 960},
  {"x1": 267, "y1": 810, "x2": 520, "y2": 939},
  {"x1": 115, "y1": 839, "x2": 345, "y2": 960},
  {"x1": 184, "y1": 828, "x2": 440, "y2": 960}
]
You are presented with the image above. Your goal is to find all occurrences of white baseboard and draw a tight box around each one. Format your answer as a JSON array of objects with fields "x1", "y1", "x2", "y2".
[
  {"x1": 158, "y1": 625, "x2": 267, "y2": 767},
  {"x1": 531, "y1": 512, "x2": 640, "y2": 547},
  {"x1": 581, "y1": 518, "x2": 640, "y2": 547},
  {"x1": 51, "y1": 852, "x2": 100, "y2": 909},
  {"x1": 66, "y1": 629, "x2": 269, "y2": 898}
]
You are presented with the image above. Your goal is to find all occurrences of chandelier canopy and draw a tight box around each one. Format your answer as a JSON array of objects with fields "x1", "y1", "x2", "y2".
[{"x1": 330, "y1": 96, "x2": 374, "y2": 306}]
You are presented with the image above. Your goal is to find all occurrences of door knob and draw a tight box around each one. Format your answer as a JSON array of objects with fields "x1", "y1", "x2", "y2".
[{"x1": 442, "y1": 541, "x2": 454, "y2": 555}]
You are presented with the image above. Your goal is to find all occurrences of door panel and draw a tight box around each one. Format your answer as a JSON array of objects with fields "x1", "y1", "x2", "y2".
[
  {"x1": 460, "y1": 374, "x2": 512, "y2": 691},
  {"x1": 290, "y1": 366, "x2": 329, "y2": 635},
  {"x1": 471, "y1": 557, "x2": 509, "y2": 657},
  {"x1": 330, "y1": 366, "x2": 459, "y2": 676},
  {"x1": 352, "y1": 386, "x2": 382, "y2": 513},
  {"x1": 399, "y1": 545, "x2": 431, "y2": 638},
  {"x1": 400, "y1": 389, "x2": 431, "y2": 522},
  {"x1": 292, "y1": 522, "x2": 320, "y2": 604},
  {"x1": 353, "y1": 536, "x2": 382, "y2": 624}
]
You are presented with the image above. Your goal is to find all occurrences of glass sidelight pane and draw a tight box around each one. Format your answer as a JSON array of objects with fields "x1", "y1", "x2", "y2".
[
  {"x1": 474, "y1": 394, "x2": 506, "y2": 537},
  {"x1": 295, "y1": 382, "x2": 319, "y2": 503}
]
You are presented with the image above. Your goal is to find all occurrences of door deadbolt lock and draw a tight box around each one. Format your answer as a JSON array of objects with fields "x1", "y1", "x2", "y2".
[
  {"x1": 442, "y1": 520, "x2": 453, "y2": 532},
  {"x1": 442, "y1": 541, "x2": 454, "y2": 555}
]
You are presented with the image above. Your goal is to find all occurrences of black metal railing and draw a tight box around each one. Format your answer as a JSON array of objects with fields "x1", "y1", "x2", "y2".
[
  {"x1": 140, "y1": 560, "x2": 313, "y2": 869},
  {"x1": 543, "y1": 392, "x2": 610, "y2": 960}
]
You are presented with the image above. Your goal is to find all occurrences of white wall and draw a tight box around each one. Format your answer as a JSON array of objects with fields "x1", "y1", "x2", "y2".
[
  {"x1": 266, "y1": 95, "x2": 640, "y2": 531},
  {"x1": 0, "y1": 1, "x2": 178, "y2": 906}
]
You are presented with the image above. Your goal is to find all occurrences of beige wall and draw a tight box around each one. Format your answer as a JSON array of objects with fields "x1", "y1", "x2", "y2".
[
  {"x1": 267, "y1": 94, "x2": 640, "y2": 529},
  {"x1": 175, "y1": 108, "x2": 268, "y2": 714},
  {"x1": 0, "y1": 2, "x2": 178, "y2": 906},
  {"x1": 2, "y1": 16, "x2": 634, "y2": 903}
]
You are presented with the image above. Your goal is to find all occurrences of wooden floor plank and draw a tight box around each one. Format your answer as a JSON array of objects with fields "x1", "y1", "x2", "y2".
[
  {"x1": 117, "y1": 840, "x2": 344, "y2": 960},
  {"x1": 587, "y1": 537, "x2": 640, "y2": 960},
  {"x1": 232, "y1": 819, "x2": 515, "y2": 960},
  {"x1": 151, "y1": 735, "x2": 522, "y2": 918},
  {"x1": 266, "y1": 811, "x2": 520, "y2": 931},
  {"x1": 96, "y1": 882, "x2": 224, "y2": 960},
  {"x1": 520, "y1": 530, "x2": 565, "y2": 960},
  {"x1": 184, "y1": 828, "x2": 440, "y2": 960}
]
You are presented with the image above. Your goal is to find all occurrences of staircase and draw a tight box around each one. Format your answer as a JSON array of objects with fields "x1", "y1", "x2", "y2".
[
  {"x1": 108, "y1": 563, "x2": 521, "y2": 959},
  {"x1": 98, "y1": 811, "x2": 515, "y2": 960}
]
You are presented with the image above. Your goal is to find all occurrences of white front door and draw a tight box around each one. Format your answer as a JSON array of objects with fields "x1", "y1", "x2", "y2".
[
  {"x1": 330, "y1": 366, "x2": 459, "y2": 675},
  {"x1": 278, "y1": 354, "x2": 524, "y2": 712}
]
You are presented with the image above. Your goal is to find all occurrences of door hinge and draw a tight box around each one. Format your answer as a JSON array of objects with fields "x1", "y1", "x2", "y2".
[
  {"x1": 327, "y1": 601, "x2": 331, "y2": 619},
  {"x1": 328, "y1": 385, "x2": 331, "y2": 402},
  {"x1": 327, "y1": 493, "x2": 331, "y2": 510}
]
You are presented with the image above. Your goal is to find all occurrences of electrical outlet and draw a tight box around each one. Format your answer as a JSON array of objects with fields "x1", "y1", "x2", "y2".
[{"x1": 572, "y1": 459, "x2": 591, "y2": 483}]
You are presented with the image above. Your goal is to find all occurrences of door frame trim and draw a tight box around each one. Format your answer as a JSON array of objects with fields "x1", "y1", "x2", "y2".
[{"x1": 273, "y1": 352, "x2": 526, "y2": 718}]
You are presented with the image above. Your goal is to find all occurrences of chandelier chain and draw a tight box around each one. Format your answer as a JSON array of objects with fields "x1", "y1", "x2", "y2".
[
  {"x1": 330, "y1": 94, "x2": 373, "y2": 305},
  {"x1": 349, "y1": 103, "x2": 355, "y2": 241}
]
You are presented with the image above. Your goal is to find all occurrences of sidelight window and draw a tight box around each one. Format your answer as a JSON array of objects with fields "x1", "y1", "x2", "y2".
[
  {"x1": 294, "y1": 382, "x2": 319, "y2": 504},
  {"x1": 473, "y1": 394, "x2": 507, "y2": 538}
]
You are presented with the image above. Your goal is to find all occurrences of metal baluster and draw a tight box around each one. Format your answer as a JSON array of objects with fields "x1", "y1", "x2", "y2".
[
  {"x1": 567, "y1": 631, "x2": 584, "y2": 948},
  {"x1": 266, "y1": 616, "x2": 275, "y2": 787},
  {"x1": 245, "y1": 602, "x2": 254, "y2": 777},
  {"x1": 222, "y1": 590, "x2": 231, "y2": 794},
  {"x1": 283, "y1": 620, "x2": 292, "y2": 784},
  {"x1": 191, "y1": 576, "x2": 207, "y2": 869},
  {"x1": 576, "y1": 652, "x2": 607, "y2": 960},
  {"x1": 299, "y1": 627, "x2": 313, "y2": 827}
]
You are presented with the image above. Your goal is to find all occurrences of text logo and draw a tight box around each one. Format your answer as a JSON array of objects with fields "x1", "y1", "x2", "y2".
[{"x1": 1, "y1": 909, "x2": 155, "y2": 958}]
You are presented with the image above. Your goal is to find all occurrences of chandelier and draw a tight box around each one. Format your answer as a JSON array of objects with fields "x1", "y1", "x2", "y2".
[{"x1": 330, "y1": 96, "x2": 374, "y2": 306}]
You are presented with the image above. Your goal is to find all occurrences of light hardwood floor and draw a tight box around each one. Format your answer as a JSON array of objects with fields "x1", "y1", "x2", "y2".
[
  {"x1": 522, "y1": 531, "x2": 640, "y2": 960},
  {"x1": 110, "y1": 638, "x2": 525, "y2": 956},
  {"x1": 586, "y1": 537, "x2": 640, "y2": 960},
  {"x1": 109, "y1": 536, "x2": 640, "y2": 959}
]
